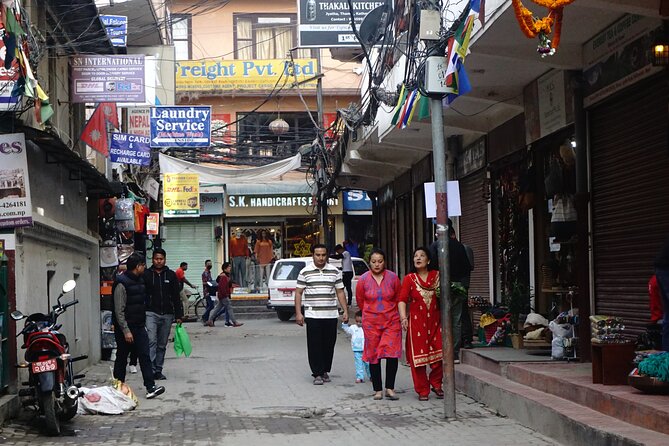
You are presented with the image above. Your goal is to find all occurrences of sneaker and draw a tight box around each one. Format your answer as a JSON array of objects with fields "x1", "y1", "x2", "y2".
[
  {"x1": 355, "y1": 379, "x2": 364, "y2": 383},
  {"x1": 322, "y1": 372, "x2": 331, "y2": 383},
  {"x1": 225, "y1": 322, "x2": 233, "y2": 327},
  {"x1": 154, "y1": 372, "x2": 167, "y2": 380},
  {"x1": 129, "y1": 365, "x2": 138, "y2": 374},
  {"x1": 146, "y1": 385, "x2": 165, "y2": 399},
  {"x1": 454, "y1": 358, "x2": 461, "y2": 364},
  {"x1": 313, "y1": 376, "x2": 324, "y2": 385}
]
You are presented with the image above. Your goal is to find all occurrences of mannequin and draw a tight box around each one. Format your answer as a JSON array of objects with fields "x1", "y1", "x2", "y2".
[
  {"x1": 229, "y1": 229, "x2": 249, "y2": 287},
  {"x1": 254, "y1": 229, "x2": 275, "y2": 291}
]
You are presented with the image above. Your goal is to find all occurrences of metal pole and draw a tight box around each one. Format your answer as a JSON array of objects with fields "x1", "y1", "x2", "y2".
[
  {"x1": 314, "y1": 49, "x2": 331, "y2": 250},
  {"x1": 430, "y1": 97, "x2": 456, "y2": 419}
]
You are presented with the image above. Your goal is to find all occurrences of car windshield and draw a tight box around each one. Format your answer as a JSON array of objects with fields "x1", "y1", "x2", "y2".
[
  {"x1": 272, "y1": 261, "x2": 306, "y2": 280},
  {"x1": 353, "y1": 260, "x2": 369, "y2": 276}
]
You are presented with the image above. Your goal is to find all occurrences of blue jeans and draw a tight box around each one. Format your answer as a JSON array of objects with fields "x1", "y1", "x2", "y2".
[
  {"x1": 146, "y1": 312, "x2": 174, "y2": 374},
  {"x1": 202, "y1": 295, "x2": 216, "y2": 322},
  {"x1": 655, "y1": 268, "x2": 669, "y2": 351},
  {"x1": 353, "y1": 351, "x2": 370, "y2": 380},
  {"x1": 208, "y1": 297, "x2": 236, "y2": 324}
]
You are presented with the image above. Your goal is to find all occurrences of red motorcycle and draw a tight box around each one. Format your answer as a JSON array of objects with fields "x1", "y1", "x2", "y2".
[{"x1": 12, "y1": 280, "x2": 87, "y2": 435}]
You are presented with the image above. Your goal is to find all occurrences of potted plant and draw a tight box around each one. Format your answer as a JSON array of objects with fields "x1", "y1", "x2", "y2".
[{"x1": 503, "y1": 281, "x2": 532, "y2": 349}]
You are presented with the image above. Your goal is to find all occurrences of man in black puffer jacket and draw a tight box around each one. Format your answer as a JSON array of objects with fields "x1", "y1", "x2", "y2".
[
  {"x1": 144, "y1": 248, "x2": 184, "y2": 380},
  {"x1": 113, "y1": 253, "x2": 165, "y2": 399}
]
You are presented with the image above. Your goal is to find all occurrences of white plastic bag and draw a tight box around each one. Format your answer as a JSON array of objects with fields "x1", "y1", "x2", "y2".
[{"x1": 78, "y1": 386, "x2": 137, "y2": 415}]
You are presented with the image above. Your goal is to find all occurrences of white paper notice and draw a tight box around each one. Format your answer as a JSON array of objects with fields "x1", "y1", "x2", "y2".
[{"x1": 424, "y1": 181, "x2": 461, "y2": 218}]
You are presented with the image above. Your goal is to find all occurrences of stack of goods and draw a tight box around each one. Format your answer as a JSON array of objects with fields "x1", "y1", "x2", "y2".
[
  {"x1": 629, "y1": 352, "x2": 669, "y2": 394},
  {"x1": 478, "y1": 311, "x2": 511, "y2": 346},
  {"x1": 590, "y1": 315, "x2": 625, "y2": 344},
  {"x1": 550, "y1": 311, "x2": 577, "y2": 359}
]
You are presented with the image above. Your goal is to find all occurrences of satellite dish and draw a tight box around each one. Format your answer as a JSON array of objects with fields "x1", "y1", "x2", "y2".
[{"x1": 358, "y1": 4, "x2": 393, "y2": 48}]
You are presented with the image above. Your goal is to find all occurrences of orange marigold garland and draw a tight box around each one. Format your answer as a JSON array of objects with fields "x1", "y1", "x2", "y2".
[{"x1": 511, "y1": 0, "x2": 575, "y2": 57}]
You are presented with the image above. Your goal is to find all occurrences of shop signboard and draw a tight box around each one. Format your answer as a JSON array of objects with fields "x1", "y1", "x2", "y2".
[
  {"x1": 456, "y1": 138, "x2": 486, "y2": 177},
  {"x1": 146, "y1": 213, "x2": 159, "y2": 235},
  {"x1": 343, "y1": 190, "x2": 372, "y2": 211},
  {"x1": 0, "y1": 133, "x2": 33, "y2": 229},
  {"x1": 537, "y1": 70, "x2": 567, "y2": 138},
  {"x1": 583, "y1": 14, "x2": 662, "y2": 107},
  {"x1": 200, "y1": 193, "x2": 224, "y2": 216},
  {"x1": 109, "y1": 133, "x2": 151, "y2": 166},
  {"x1": 297, "y1": 0, "x2": 392, "y2": 47},
  {"x1": 127, "y1": 107, "x2": 151, "y2": 136},
  {"x1": 100, "y1": 15, "x2": 128, "y2": 47},
  {"x1": 70, "y1": 55, "x2": 145, "y2": 103},
  {"x1": 175, "y1": 59, "x2": 317, "y2": 92},
  {"x1": 163, "y1": 173, "x2": 200, "y2": 218},
  {"x1": 150, "y1": 106, "x2": 211, "y2": 148},
  {"x1": 0, "y1": 37, "x2": 20, "y2": 110},
  {"x1": 227, "y1": 194, "x2": 337, "y2": 209}
]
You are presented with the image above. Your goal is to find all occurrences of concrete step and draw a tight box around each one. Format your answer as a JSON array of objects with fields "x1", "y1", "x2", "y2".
[{"x1": 455, "y1": 363, "x2": 669, "y2": 446}]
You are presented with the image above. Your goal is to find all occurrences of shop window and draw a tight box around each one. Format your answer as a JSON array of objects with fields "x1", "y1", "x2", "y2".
[
  {"x1": 234, "y1": 14, "x2": 310, "y2": 60},
  {"x1": 171, "y1": 14, "x2": 191, "y2": 60},
  {"x1": 285, "y1": 218, "x2": 320, "y2": 257},
  {"x1": 236, "y1": 112, "x2": 317, "y2": 160}
]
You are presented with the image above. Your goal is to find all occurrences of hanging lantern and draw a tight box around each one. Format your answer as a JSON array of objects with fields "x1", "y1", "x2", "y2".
[{"x1": 269, "y1": 118, "x2": 289, "y2": 135}]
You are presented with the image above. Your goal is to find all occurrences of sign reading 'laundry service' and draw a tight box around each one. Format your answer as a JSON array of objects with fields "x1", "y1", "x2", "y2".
[
  {"x1": 175, "y1": 59, "x2": 317, "y2": 92},
  {"x1": 150, "y1": 106, "x2": 211, "y2": 148}
]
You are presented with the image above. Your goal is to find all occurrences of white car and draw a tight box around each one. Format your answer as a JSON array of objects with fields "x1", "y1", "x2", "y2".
[{"x1": 267, "y1": 256, "x2": 369, "y2": 321}]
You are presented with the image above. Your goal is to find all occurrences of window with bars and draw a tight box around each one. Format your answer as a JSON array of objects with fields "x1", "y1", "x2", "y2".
[
  {"x1": 234, "y1": 14, "x2": 310, "y2": 60},
  {"x1": 236, "y1": 112, "x2": 317, "y2": 158},
  {"x1": 171, "y1": 14, "x2": 191, "y2": 60}
]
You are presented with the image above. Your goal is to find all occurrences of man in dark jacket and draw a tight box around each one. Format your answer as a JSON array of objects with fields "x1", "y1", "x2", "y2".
[
  {"x1": 113, "y1": 254, "x2": 165, "y2": 399},
  {"x1": 144, "y1": 248, "x2": 183, "y2": 380}
]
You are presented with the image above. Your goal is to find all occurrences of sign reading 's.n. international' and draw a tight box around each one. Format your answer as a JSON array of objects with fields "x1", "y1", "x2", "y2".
[{"x1": 175, "y1": 59, "x2": 317, "y2": 93}]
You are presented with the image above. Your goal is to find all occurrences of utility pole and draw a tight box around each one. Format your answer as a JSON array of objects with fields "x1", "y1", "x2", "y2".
[
  {"x1": 314, "y1": 49, "x2": 331, "y2": 250},
  {"x1": 421, "y1": 2, "x2": 456, "y2": 419}
]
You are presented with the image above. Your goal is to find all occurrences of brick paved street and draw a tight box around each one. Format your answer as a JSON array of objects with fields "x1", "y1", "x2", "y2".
[{"x1": 0, "y1": 320, "x2": 562, "y2": 445}]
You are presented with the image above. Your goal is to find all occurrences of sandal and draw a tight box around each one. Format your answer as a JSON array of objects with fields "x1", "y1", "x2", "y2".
[
  {"x1": 418, "y1": 395, "x2": 429, "y2": 401},
  {"x1": 385, "y1": 390, "x2": 399, "y2": 401},
  {"x1": 432, "y1": 388, "x2": 444, "y2": 399},
  {"x1": 373, "y1": 392, "x2": 383, "y2": 400}
]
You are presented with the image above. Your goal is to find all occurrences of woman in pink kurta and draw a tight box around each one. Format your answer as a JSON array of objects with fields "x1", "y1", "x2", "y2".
[
  {"x1": 399, "y1": 247, "x2": 444, "y2": 401},
  {"x1": 355, "y1": 249, "x2": 402, "y2": 400}
]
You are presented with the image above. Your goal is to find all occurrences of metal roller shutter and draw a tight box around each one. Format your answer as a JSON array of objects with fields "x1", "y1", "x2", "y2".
[
  {"x1": 161, "y1": 217, "x2": 217, "y2": 287},
  {"x1": 590, "y1": 76, "x2": 669, "y2": 337},
  {"x1": 459, "y1": 170, "x2": 490, "y2": 301}
]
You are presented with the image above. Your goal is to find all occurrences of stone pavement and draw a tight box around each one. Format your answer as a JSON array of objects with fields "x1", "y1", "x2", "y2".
[{"x1": 0, "y1": 320, "x2": 562, "y2": 445}]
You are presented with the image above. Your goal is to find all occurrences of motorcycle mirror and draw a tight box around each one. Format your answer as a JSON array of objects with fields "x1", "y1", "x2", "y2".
[
  {"x1": 10, "y1": 311, "x2": 24, "y2": 320},
  {"x1": 61, "y1": 280, "x2": 77, "y2": 294}
]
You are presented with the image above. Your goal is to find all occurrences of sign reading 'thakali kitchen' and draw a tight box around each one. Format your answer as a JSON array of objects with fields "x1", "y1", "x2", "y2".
[{"x1": 228, "y1": 195, "x2": 338, "y2": 208}]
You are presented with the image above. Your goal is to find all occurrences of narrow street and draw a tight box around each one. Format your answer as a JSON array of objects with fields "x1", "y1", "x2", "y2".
[{"x1": 0, "y1": 319, "x2": 559, "y2": 445}]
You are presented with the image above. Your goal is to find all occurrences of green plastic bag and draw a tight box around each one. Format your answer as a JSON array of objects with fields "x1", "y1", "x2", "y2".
[{"x1": 174, "y1": 323, "x2": 192, "y2": 357}]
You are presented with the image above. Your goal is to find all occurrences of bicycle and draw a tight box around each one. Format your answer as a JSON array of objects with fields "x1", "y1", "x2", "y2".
[{"x1": 183, "y1": 289, "x2": 207, "y2": 320}]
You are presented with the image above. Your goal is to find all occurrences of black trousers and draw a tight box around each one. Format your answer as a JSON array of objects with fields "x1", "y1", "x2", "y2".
[
  {"x1": 342, "y1": 272, "x2": 354, "y2": 305},
  {"x1": 113, "y1": 324, "x2": 155, "y2": 391},
  {"x1": 305, "y1": 318, "x2": 338, "y2": 377},
  {"x1": 461, "y1": 303, "x2": 473, "y2": 344},
  {"x1": 369, "y1": 358, "x2": 398, "y2": 392}
]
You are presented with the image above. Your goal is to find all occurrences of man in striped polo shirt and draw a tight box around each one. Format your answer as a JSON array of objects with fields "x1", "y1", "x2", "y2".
[{"x1": 295, "y1": 244, "x2": 349, "y2": 385}]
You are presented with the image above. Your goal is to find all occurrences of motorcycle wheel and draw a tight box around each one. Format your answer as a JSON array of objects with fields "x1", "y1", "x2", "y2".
[
  {"x1": 39, "y1": 392, "x2": 60, "y2": 436},
  {"x1": 59, "y1": 401, "x2": 78, "y2": 421}
]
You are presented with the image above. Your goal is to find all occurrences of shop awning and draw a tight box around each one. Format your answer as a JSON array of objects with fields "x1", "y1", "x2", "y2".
[
  {"x1": 159, "y1": 152, "x2": 303, "y2": 185},
  {"x1": 225, "y1": 182, "x2": 313, "y2": 195}
]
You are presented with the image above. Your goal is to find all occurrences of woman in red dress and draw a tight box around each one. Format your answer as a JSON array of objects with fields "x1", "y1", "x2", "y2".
[
  {"x1": 398, "y1": 247, "x2": 444, "y2": 401},
  {"x1": 356, "y1": 249, "x2": 402, "y2": 400}
]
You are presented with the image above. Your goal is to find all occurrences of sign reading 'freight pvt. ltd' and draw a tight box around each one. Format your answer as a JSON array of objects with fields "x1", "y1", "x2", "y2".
[
  {"x1": 150, "y1": 106, "x2": 211, "y2": 148},
  {"x1": 175, "y1": 59, "x2": 317, "y2": 92}
]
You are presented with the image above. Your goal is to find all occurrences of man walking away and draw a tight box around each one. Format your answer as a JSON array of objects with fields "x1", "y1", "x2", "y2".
[
  {"x1": 295, "y1": 244, "x2": 349, "y2": 385},
  {"x1": 113, "y1": 254, "x2": 165, "y2": 399},
  {"x1": 335, "y1": 244, "x2": 354, "y2": 306},
  {"x1": 175, "y1": 262, "x2": 196, "y2": 319},
  {"x1": 207, "y1": 262, "x2": 243, "y2": 327},
  {"x1": 144, "y1": 248, "x2": 183, "y2": 380},
  {"x1": 201, "y1": 260, "x2": 217, "y2": 323}
]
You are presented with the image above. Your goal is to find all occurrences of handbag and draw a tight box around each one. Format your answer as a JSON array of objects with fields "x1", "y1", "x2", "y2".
[{"x1": 174, "y1": 323, "x2": 192, "y2": 357}]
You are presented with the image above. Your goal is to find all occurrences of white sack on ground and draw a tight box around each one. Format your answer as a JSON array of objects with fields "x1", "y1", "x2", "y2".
[{"x1": 77, "y1": 386, "x2": 137, "y2": 415}]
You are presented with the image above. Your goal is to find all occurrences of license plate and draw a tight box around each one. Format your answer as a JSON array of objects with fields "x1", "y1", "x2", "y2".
[
  {"x1": 282, "y1": 291, "x2": 293, "y2": 297},
  {"x1": 31, "y1": 359, "x2": 57, "y2": 374}
]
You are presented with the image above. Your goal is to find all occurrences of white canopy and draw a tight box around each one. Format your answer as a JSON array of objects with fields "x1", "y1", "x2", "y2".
[{"x1": 158, "y1": 152, "x2": 302, "y2": 185}]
